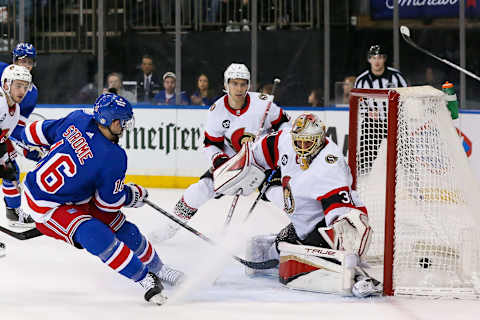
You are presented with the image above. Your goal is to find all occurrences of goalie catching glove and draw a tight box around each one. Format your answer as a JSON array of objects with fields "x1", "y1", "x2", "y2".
[
  {"x1": 332, "y1": 209, "x2": 372, "y2": 258},
  {"x1": 213, "y1": 142, "x2": 265, "y2": 196},
  {"x1": 125, "y1": 183, "x2": 149, "y2": 208}
]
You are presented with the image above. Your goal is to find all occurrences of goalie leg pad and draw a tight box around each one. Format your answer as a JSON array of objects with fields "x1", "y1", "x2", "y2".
[
  {"x1": 245, "y1": 234, "x2": 279, "y2": 277},
  {"x1": 278, "y1": 242, "x2": 355, "y2": 296}
]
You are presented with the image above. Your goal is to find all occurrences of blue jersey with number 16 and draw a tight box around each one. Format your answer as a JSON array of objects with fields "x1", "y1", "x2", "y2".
[{"x1": 22, "y1": 110, "x2": 129, "y2": 222}]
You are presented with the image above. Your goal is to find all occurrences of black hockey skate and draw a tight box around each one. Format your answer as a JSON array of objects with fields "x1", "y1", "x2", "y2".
[
  {"x1": 6, "y1": 206, "x2": 35, "y2": 228},
  {"x1": 139, "y1": 272, "x2": 168, "y2": 305},
  {"x1": 0, "y1": 242, "x2": 6, "y2": 257}
]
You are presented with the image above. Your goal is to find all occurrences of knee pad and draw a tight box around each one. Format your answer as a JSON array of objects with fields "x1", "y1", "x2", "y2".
[
  {"x1": 74, "y1": 219, "x2": 115, "y2": 256},
  {"x1": 115, "y1": 221, "x2": 144, "y2": 253}
]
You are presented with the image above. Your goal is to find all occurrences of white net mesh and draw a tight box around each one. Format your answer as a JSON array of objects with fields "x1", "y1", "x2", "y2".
[{"x1": 353, "y1": 86, "x2": 480, "y2": 298}]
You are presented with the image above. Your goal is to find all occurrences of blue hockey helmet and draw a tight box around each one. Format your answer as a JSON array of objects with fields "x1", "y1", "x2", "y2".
[
  {"x1": 12, "y1": 43, "x2": 36, "y2": 64},
  {"x1": 93, "y1": 93, "x2": 134, "y2": 129}
]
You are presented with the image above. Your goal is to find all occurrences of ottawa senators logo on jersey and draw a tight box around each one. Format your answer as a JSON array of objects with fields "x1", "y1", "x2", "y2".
[
  {"x1": 281, "y1": 154, "x2": 288, "y2": 166},
  {"x1": 222, "y1": 120, "x2": 230, "y2": 128},
  {"x1": 325, "y1": 154, "x2": 338, "y2": 164},
  {"x1": 259, "y1": 93, "x2": 268, "y2": 100},
  {"x1": 282, "y1": 176, "x2": 295, "y2": 215}
]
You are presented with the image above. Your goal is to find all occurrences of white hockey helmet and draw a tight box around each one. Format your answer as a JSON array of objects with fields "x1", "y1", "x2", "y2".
[
  {"x1": 291, "y1": 113, "x2": 326, "y2": 170},
  {"x1": 1, "y1": 64, "x2": 32, "y2": 98},
  {"x1": 224, "y1": 63, "x2": 250, "y2": 95}
]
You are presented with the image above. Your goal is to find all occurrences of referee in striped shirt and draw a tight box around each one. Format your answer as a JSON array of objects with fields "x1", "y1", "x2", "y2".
[
  {"x1": 355, "y1": 45, "x2": 408, "y2": 89},
  {"x1": 355, "y1": 45, "x2": 408, "y2": 174}
]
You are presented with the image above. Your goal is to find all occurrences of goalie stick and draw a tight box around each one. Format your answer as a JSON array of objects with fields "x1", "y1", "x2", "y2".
[
  {"x1": 243, "y1": 168, "x2": 277, "y2": 222},
  {"x1": 224, "y1": 78, "x2": 282, "y2": 226},
  {"x1": 145, "y1": 199, "x2": 279, "y2": 269},
  {"x1": 400, "y1": 25, "x2": 480, "y2": 82},
  {"x1": 0, "y1": 225, "x2": 43, "y2": 240}
]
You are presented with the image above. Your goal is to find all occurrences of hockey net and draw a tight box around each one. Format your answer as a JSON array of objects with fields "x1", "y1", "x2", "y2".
[{"x1": 348, "y1": 86, "x2": 480, "y2": 298}]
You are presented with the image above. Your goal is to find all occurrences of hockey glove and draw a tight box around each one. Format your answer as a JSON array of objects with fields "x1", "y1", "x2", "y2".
[
  {"x1": 125, "y1": 183, "x2": 149, "y2": 208},
  {"x1": 332, "y1": 209, "x2": 372, "y2": 258},
  {"x1": 212, "y1": 153, "x2": 229, "y2": 169},
  {"x1": 0, "y1": 160, "x2": 19, "y2": 181},
  {"x1": 23, "y1": 148, "x2": 45, "y2": 162},
  {"x1": 259, "y1": 168, "x2": 281, "y2": 202}
]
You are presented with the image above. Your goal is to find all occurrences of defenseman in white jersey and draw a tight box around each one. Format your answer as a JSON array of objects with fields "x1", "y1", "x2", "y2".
[
  {"x1": 243, "y1": 113, "x2": 381, "y2": 297},
  {"x1": 0, "y1": 65, "x2": 32, "y2": 257},
  {"x1": 150, "y1": 63, "x2": 290, "y2": 242}
]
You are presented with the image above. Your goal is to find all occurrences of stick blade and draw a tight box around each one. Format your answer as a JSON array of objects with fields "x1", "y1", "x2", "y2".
[{"x1": 400, "y1": 25, "x2": 410, "y2": 38}]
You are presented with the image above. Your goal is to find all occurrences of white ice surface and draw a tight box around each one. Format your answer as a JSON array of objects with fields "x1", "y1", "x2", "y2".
[{"x1": 0, "y1": 188, "x2": 478, "y2": 320}]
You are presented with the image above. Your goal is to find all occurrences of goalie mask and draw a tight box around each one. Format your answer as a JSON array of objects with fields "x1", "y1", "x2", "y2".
[
  {"x1": 1, "y1": 64, "x2": 32, "y2": 100},
  {"x1": 291, "y1": 113, "x2": 326, "y2": 170},
  {"x1": 224, "y1": 63, "x2": 250, "y2": 96}
]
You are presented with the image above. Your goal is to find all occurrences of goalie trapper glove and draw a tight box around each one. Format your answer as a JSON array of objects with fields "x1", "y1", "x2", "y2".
[
  {"x1": 0, "y1": 160, "x2": 18, "y2": 181},
  {"x1": 212, "y1": 153, "x2": 229, "y2": 169},
  {"x1": 259, "y1": 168, "x2": 281, "y2": 202},
  {"x1": 125, "y1": 183, "x2": 149, "y2": 208}
]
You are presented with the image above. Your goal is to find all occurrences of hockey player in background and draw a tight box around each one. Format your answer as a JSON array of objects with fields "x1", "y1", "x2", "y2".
[
  {"x1": 238, "y1": 113, "x2": 381, "y2": 297},
  {"x1": 149, "y1": 63, "x2": 290, "y2": 242},
  {"x1": 0, "y1": 43, "x2": 42, "y2": 228},
  {"x1": 0, "y1": 64, "x2": 33, "y2": 258},
  {"x1": 20, "y1": 93, "x2": 184, "y2": 305}
]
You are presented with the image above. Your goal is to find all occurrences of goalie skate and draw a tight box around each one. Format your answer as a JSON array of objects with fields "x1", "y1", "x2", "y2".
[{"x1": 352, "y1": 274, "x2": 383, "y2": 298}]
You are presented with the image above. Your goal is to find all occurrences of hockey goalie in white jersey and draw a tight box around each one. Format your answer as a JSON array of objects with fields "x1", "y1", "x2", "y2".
[
  {"x1": 238, "y1": 113, "x2": 382, "y2": 297},
  {"x1": 149, "y1": 63, "x2": 290, "y2": 242}
]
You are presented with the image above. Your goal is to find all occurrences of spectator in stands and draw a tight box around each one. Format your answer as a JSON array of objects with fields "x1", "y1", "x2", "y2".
[
  {"x1": 154, "y1": 72, "x2": 190, "y2": 105},
  {"x1": 104, "y1": 72, "x2": 137, "y2": 103},
  {"x1": 72, "y1": 72, "x2": 98, "y2": 104},
  {"x1": 308, "y1": 88, "x2": 323, "y2": 107},
  {"x1": 136, "y1": 54, "x2": 161, "y2": 103},
  {"x1": 342, "y1": 76, "x2": 356, "y2": 104},
  {"x1": 190, "y1": 73, "x2": 216, "y2": 106}
]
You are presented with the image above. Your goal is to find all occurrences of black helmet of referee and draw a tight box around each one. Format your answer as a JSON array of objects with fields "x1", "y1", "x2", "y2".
[{"x1": 367, "y1": 45, "x2": 387, "y2": 59}]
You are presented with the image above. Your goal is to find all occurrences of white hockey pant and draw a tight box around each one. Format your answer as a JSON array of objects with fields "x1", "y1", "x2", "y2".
[{"x1": 182, "y1": 177, "x2": 215, "y2": 210}]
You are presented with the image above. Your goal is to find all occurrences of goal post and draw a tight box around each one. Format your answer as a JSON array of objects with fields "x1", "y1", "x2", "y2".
[{"x1": 348, "y1": 86, "x2": 480, "y2": 298}]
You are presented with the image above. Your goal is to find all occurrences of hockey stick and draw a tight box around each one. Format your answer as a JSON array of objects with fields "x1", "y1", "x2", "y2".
[
  {"x1": 0, "y1": 225, "x2": 43, "y2": 240},
  {"x1": 145, "y1": 199, "x2": 279, "y2": 269},
  {"x1": 223, "y1": 78, "x2": 282, "y2": 226},
  {"x1": 400, "y1": 26, "x2": 480, "y2": 82},
  {"x1": 243, "y1": 169, "x2": 277, "y2": 222},
  {"x1": 224, "y1": 188, "x2": 242, "y2": 226}
]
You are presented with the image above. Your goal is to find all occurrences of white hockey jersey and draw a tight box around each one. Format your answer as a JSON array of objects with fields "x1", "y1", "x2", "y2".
[
  {"x1": 203, "y1": 92, "x2": 289, "y2": 166},
  {"x1": 0, "y1": 90, "x2": 20, "y2": 144},
  {"x1": 252, "y1": 131, "x2": 367, "y2": 239}
]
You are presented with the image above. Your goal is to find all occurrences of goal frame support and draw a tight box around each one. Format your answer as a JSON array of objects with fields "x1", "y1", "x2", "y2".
[{"x1": 348, "y1": 88, "x2": 400, "y2": 296}]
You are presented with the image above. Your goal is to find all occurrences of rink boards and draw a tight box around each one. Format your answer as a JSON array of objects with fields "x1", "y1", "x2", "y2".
[{"x1": 16, "y1": 104, "x2": 480, "y2": 188}]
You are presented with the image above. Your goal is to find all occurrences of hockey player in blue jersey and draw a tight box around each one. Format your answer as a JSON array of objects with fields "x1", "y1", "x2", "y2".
[
  {"x1": 0, "y1": 43, "x2": 40, "y2": 227},
  {"x1": 21, "y1": 93, "x2": 184, "y2": 305}
]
